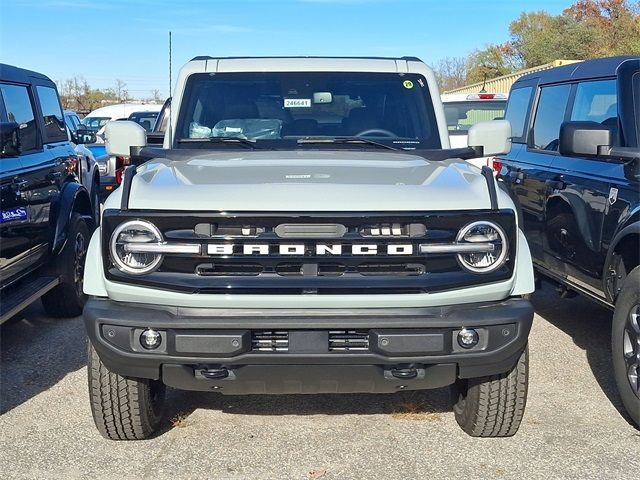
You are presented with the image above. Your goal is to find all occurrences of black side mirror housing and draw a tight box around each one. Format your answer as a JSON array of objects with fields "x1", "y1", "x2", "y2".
[
  {"x1": 74, "y1": 127, "x2": 97, "y2": 145},
  {"x1": 0, "y1": 122, "x2": 21, "y2": 157},
  {"x1": 559, "y1": 121, "x2": 613, "y2": 157}
]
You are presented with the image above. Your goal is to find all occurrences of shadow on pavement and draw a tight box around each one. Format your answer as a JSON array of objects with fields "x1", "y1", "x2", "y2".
[
  {"x1": 530, "y1": 282, "x2": 633, "y2": 425},
  {"x1": 161, "y1": 386, "x2": 452, "y2": 435},
  {"x1": 0, "y1": 302, "x2": 87, "y2": 414}
]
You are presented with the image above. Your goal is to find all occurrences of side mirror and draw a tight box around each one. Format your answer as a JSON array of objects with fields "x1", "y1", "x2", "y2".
[
  {"x1": 467, "y1": 119, "x2": 512, "y2": 156},
  {"x1": 74, "y1": 127, "x2": 97, "y2": 145},
  {"x1": 104, "y1": 120, "x2": 146, "y2": 157},
  {"x1": 559, "y1": 121, "x2": 612, "y2": 157},
  {"x1": 0, "y1": 122, "x2": 21, "y2": 158}
]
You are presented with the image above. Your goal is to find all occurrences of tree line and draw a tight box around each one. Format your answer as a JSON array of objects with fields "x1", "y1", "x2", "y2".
[
  {"x1": 434, "y1": 0, "x2": 640, "y2": 91},
  {"x1": 57, "y1": 76, "x2": 162, "y2": 114}
]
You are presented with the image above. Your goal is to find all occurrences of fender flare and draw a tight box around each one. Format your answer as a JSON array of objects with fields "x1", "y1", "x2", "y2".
[
  {"x1": 603, "y1": 220, "x2": 640, "y2": 301},
  {"x1": 546, "y1": 192, "x2": 599, "y2": 251},
  {"x1": 51, "y1": 181, "x2": 95, "y2": 255}
]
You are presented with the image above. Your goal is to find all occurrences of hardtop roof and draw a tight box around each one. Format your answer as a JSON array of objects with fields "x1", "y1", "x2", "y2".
[
  {"x1": 0, "y1": 63, "x2": 55, "y2": 86},
  {"x1": 515, "y1": 55, "x2": 639, "y2": 85},
  {"x1": 190, "y1": 55, "x2": 423, "y2": 62}
]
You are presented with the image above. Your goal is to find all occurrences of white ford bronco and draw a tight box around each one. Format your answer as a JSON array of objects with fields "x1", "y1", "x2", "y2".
[{"x1": 83, "y1": 56, "x2": 535, "y2": 440}]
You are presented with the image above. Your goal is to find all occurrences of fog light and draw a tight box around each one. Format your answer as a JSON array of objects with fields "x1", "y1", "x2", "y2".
[
  {"x1": 457, "y1": 328, "x2": 479, "y2": 349},
  {"x1": 140, "y1": 329, "x2": 162, "y2": 350}
]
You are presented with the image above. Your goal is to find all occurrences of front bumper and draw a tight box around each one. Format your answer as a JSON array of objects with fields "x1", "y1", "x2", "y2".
[{"x1": 84, "y1": 297, "x2": 533, "y2": 394}]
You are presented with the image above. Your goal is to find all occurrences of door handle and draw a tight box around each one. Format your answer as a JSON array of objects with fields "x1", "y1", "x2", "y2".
[{"x1": 545, "y1": 178, "x2": 566, "y2": 190}]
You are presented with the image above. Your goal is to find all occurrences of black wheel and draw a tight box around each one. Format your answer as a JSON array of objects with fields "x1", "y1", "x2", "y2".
[
  {"x1": 88, "y1": 343, "x2": 166, "y2": 440},
  {"x1": 612, "y1": 265, "x2": 640, "y2": 427},
  {"x1": 41, "y1": 213, "x2": 89, "y2": 317},
  {"x1": 452, "y1": 345, "x2": 529, "y2": 437}
]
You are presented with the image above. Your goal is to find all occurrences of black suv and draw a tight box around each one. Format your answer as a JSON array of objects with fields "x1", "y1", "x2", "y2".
[
  {"x1": 0, "y1": 64, "x2": 96, "y2": 322},
  {"x1": 497, "y1": 56, "x2": 640, "y2": 426}
]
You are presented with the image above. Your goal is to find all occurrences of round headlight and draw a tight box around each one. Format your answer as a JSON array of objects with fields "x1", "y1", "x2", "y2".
[
  {"x1": 456, "y1": 221, "x2": 508, "y2": 273},
  {"x1": 109, "y1": 220, "x2": 163, "y2": 275}
]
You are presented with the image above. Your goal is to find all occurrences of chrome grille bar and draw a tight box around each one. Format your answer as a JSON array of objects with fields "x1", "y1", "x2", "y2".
[{"x1": 419, "y1": 243, "x2": 495, "y2": 254}]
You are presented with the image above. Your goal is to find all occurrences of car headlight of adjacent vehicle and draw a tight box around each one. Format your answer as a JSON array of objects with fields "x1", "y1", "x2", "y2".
[
  {"x1": 455, "y1": 221, "x2": 508, "y2": 273},
  {"x1": 109, "y1": 220, "x2": 164, "y2": 275}
]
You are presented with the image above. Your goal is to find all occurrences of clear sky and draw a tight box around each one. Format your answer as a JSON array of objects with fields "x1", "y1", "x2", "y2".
[{"x1": 0, "y1": 0, "x2": 568, "y2": 98}]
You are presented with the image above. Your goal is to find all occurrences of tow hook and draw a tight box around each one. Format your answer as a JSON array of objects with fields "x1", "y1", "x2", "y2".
[
  {"x1": 391, "y1": 367, "x2": 418, "y2": 379},
  {"x1": 199, "y1": 367, "x2": 229, "y2": 379}
]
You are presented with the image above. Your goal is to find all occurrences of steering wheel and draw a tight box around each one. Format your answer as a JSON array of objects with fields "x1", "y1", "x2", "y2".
[{"x1": 354, "y1": 128, "x2": 397, "y2": 138}]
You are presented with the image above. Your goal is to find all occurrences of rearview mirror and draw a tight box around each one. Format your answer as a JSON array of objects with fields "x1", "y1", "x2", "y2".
[
  {"x1": 559, "y1": 121, "x2": 613, "y2": 157},
  {"x1": 74, "y1": 127, "x2": 97, "y2": 145},
  {"x1": 104, "y1": 120, "x2": 147, "y2": 157},
  {"x1": 0, "y1": 122, "x2": 21, "y2": 158},
  {"x1": 467, "y1": 120, "x2": 512, "y2": 156},
  {"x1": 313, "y1": 92, "x2": 333, "y2": 104}
]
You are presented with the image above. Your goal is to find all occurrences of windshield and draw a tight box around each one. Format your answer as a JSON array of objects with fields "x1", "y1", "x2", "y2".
[
  {"x1": 443, "y1": 101, "x2": 506, "y2": 135},
  {"x1": 128, "y1": 111, "x2": 159, "y2": 132},
  {"x1": 82, "y1": 116, "x2": 111, "y2": 131},
  {"x1": 177, "y1": 72, "x2": 440, "y2": 149}
]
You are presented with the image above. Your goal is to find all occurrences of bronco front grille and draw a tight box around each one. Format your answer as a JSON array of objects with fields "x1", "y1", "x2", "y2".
[{"x1": 103, "y1": 210, "x2": 516, "y2": 294}]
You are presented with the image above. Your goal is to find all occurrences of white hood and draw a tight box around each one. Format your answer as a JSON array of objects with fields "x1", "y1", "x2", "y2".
[{"x1": 112, "y1": 150, "x2": 497, "y2": 212}]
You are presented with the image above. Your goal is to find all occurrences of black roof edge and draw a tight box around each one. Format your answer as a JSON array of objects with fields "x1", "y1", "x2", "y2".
[
  {"x1": 0, "y1": 63, "x2": 55, "y2": 85},
  {"x1": 190, "y1": 55, "x2": 424, "y2": 62},
  {"x1": 514, "y1": 55, "x2": 640, "y2": 85}
]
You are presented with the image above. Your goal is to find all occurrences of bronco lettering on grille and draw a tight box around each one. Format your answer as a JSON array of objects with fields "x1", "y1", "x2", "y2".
[{"x1": 206, "y1": 244, "x2": 414, "y2": 256}]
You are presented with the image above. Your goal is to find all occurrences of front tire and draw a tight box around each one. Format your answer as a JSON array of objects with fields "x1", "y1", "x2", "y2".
[
  {"x1": 87, "y1": 343, "x2": 166, "y2": 440},
  {"x1": 612, "y1": 265, "x2": 640, "y2": 427},
  {"x1": 453, "y1": 345, "x2": 529, "y2": 437},
  {"x1": 41, "y1": 213, "x2": 89, "y2": 317}
]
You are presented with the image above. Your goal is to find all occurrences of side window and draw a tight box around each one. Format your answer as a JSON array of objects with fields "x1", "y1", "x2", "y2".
[
  {"x1": 571, "y1": 79, "x2": 617, "y2": 123},
  {"x1": 36, "y1": 86, "x2": 67, "y2": 142},
  {"x1": 504, "y1": 86, "x2": 532, "y2": 142},
  {"x1": 0, "y1": 83, "x2": 38, "y2": 152},
  {"x1": 532, "y1": 84, "x2": 571, "y2": 151}
]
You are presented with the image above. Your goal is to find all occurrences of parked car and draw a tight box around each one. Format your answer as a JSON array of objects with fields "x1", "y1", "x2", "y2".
[
  {"x1": 146, "y1": 97, "x2": 170, "y2": 145},
  {"x1": 64, "y1": 110, "x2": 103, "y2": 219},
  {"x1": 83, "y1": 103, "x2": 162, "y2": 139},
  {"x1": 83, "y1": 55, "x2": 535, "y2": 440},
  {"x1": 0, "y1": 64, "x2": 95, "y2": 323},
  {"x1": 127, "y1": 110, "x2": 159, "y2": 132},
  {"x1": 442, "y1": 92, "x2": 508, "y2": 169},
  {"x1": 497, "y1": 55, "x2": 640, "y2": 427}
]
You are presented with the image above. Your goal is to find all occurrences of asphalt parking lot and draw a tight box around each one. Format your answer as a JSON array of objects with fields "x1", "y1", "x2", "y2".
[{"x1": 1, "y1": 283, "x2": 638, "y2": 480}]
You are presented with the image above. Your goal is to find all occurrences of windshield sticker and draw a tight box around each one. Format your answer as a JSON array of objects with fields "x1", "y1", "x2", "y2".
[
  {"x1": 403, "y1": 80, "x2": 414, "y2": 89},
  {"x1": 284, "y1": 98, "x2": 311, "y2": 108},
  {"x1": 1, "y1": 206, "x2": 29, "y2": 224}
]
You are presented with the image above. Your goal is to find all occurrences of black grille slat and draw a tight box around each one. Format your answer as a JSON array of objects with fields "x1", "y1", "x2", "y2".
[
  {"x1": 329, "y1": 330, "x2": 370, "y2": 351},
  {"x1": 252, "y1": 331, "x2": 289, "y2": 352}
]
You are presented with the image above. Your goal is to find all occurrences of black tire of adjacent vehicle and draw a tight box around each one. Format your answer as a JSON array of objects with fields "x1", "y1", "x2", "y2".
[
  {"x1": 41, "y1": 213, "x2": 89, "y2": 318},
  {"x1": 612, "y1": 265, "x2": 640, "y2": 427},
  {"x1": 453, "y1": 345, "x2": 529, "y2": 437},
  {"x1": 88, "y1": 343, "x2": 166, "y2": 440}
]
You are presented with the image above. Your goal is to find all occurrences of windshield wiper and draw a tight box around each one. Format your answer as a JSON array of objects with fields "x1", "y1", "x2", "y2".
[
  {"x1": 297, "y1": 136, "x2": 399, "y2": 151},
  {"x1": 177, "y1": 137, "x2": 261, "y2": 149}
]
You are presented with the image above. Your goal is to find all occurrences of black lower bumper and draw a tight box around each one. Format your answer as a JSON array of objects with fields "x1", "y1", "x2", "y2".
[{"x1": 84, "y1": 297, "x2": 533, "y2": 394}]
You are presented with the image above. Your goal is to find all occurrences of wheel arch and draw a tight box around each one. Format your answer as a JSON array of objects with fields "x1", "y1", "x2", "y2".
[
  {"x1": 604, "y1": 221, "x2": 640, "y2": 302},
  {"x1": 51, "y1": 181, "x2": 95, "y2": 255}
]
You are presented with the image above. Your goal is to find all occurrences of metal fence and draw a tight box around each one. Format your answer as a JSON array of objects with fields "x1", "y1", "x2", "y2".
[{"x1": 443, "y1": 60, "x2": 583, "y2": 94}]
